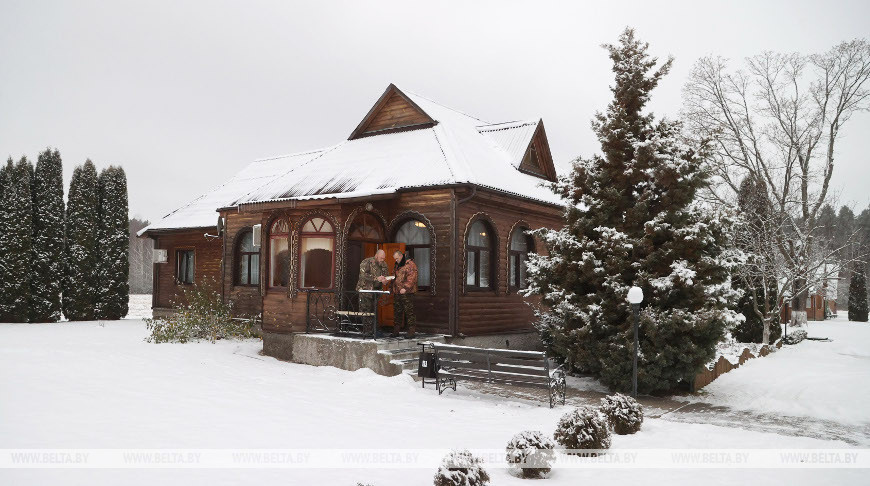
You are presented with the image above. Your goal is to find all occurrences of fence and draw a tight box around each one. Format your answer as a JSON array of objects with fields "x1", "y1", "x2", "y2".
[
  {"x1": 302, "y1": 289, "x2": 391, "y2": 339},
  {"x1": 691, "y1": 340, "x2": 782, "y2": 392}
]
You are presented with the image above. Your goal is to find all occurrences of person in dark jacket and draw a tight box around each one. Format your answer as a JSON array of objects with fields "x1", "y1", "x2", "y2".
[{"x1": 391, "y1": 250, "x2": 418, "y2": 338}]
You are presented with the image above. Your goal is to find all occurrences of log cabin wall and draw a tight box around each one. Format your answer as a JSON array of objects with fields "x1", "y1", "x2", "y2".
[
  {"x1": 152, "y1": 230, "x2": 223, "y2": 310},
  {"x1": 222, "y1": 211, "x2": 264, "y2": 318},
  {"x1": 226, "y1": 202, "x2": 345, "y2": 334},
  {"x1": 385, "y1": 190, "x2": 453, "y2": 334},
  {"x1": 216, "y1": 187, "x2": 561, "y2": 337},
  {"x1": 455, "y1": 188, "x2": 562, "y2": 336}
]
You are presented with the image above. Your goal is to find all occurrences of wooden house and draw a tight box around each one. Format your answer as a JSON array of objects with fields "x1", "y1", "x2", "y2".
[{"x1": 139, "y1": 84, "x2": 564, "y2": 357}]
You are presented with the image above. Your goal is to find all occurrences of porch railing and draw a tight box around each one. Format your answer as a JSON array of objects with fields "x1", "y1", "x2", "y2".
[{"x1": 303, "y1": 289, "x2": 391, "y2": 339}]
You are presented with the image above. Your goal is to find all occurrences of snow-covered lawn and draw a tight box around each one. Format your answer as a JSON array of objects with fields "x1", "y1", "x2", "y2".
[
  {"x1": 696, "y1": 313, "x2": 870, "y2": 425},
  {"x1": 1, "y1": 317, "x2": 866, "y2": 485}
]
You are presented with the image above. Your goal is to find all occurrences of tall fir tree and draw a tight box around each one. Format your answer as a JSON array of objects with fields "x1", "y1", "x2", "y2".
[
  {"x1": 525, "y1": 29, "x2": 739, "y2": 393},
  {"x1": 30, "y1": 148, "x2": 65, "y2": 322},
  {"x1": 95, "y1": 166, "x2": 130, "y2": 320},
  {"x1": 0, "y1": 157, "x2": 34, "y2": 322},
  {"x1": 63, "y1": 160, "x2": 100, "y2": 321},
  {"x1": 848, "y1": 263, "x2": 868, "y2": 322}
]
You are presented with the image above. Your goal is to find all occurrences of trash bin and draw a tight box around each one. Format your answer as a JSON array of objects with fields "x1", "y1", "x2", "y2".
[{"x1": 418, "y1": 351, "x2": 437, "y2": 379}]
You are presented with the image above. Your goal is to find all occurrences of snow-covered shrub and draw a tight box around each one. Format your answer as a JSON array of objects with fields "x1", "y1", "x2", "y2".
[
  {"x1": 782, "y1": 329, "x2": 807, "y2": 345},
  {"x1": 553, "y1": 406, "x2": 611, "y2": 455},
  {"x1": 599, "y1": 393, "x2": 643, "y2": 435},
  {"x1": 145, "y1": 278, "x2": 257, "y2": 343},
  {"x1": 433, "y1": 449, "x2": 490, "y2": 486},
  {"x1": 505, "y1": 430, "x2": 557, "y2": 478}
]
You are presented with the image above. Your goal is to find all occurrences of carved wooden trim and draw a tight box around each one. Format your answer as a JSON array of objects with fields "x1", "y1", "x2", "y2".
[
  {"x1": 462, "y1": 212, "x2": 500, "y2": 295},
  {"x1": 389, "y1": 210, "x2": 437, "y2": 296}
]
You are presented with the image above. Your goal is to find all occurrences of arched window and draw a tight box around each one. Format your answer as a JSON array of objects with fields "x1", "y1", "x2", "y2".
[
  {"x1": 269, "y1": 219, "x2": 289, "y2": 288},
  {"x1": 509, "y1": 226, "x2": 534, "y2": 290},
  {"x1": 466, "y1": 219, "x2": 494, "y2": 291},
  {"x1": 235, "y1": 230, "x2": 260, "y2": 286},
  {"x1": 349, "y1": 212, "x2": 384, "y2": 242},
  {"x1": 394, "y1": 219, "x2": 431, "y2": 289},
  {"x1": 299, "y1": 217, "x2": 335, "y2": 289}
]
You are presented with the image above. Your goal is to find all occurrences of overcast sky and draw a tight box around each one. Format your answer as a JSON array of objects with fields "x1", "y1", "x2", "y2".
[{"x1": 1, "y1": 0, "x2": 868, "y2": 223}]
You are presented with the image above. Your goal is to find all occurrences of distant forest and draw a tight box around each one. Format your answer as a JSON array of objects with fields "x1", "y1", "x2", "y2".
[{"x1": 129, "y1": 218, "x2": 153, "y2": 294}]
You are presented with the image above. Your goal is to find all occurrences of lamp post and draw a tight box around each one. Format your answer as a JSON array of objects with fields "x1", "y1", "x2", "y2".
[{"x1": 627, "y1": 286, "x2": 644, "y2": 398}]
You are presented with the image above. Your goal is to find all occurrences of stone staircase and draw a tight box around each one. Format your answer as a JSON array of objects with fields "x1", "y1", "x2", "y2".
[{"x1": 377, "y1": 334, "x2": 446, "y2": 375}]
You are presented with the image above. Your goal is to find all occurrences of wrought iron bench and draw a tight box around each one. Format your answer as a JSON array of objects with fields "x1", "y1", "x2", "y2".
[{"x1": 430, "y1": 343, "x2": 567, "y2": 408}]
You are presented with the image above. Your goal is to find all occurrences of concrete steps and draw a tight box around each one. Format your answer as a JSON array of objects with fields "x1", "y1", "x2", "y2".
[{"x1": 377, "y1": 335, "x2": 446, "y2": 373}]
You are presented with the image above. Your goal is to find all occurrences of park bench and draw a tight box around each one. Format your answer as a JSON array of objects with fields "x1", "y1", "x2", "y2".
[{"x1": 427, "y1": 343, "x2": 567, "y2": 408}]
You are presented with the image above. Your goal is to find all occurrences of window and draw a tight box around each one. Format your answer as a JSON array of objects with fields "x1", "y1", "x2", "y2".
[
  {"x1": 299, "y1": 217, "x2": 334, "y2": 289},
  {"x1": 349, "y1": 212, "x2": 384, "y2": 241},
  {"x1": 394, "y1": 219, "x2": 432, "y2": 288},
  {"x1": 269, "y1": 219, "x2": 289, "y2": 288},
  {"x1": 176, "y1": 249, "x2": 194, "y2": 285},
  {"x1": 509, "y1": 226, "x2": 534, "y2": 290},
  {"x1": 466, "y1": 220, "x2": 494, "y2": 290},
  {"x1": 235, "y1": 230, "x2": 260, "y2": 286}
]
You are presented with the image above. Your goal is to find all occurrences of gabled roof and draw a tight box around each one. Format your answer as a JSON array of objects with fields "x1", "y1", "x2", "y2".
[
  {"x1": 348, "y1": 84, "x2": 437, "y2": 139},
  {"x1": 477, "y1": 120, "x2": 539, "y2": 169},
  {"x1": 137, "y1": 149, "x2": 324, "y2": 235},
  {"x1": 141, "y1": 84, "x2": 563, "y2": 236}
]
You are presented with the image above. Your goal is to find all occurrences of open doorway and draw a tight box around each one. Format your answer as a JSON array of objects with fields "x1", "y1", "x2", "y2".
[{"x1": 344, "y1": 212, "x2": 404, "y2": 329}]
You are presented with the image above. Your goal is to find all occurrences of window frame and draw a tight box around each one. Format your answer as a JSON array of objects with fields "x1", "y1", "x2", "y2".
[
  {"x1": 297, "y1": 216, "x2": 336, "y2": 290},
  {"x1": 268, "y1": 218, "x2": 290, "y2": 290},
  {"x1": 234, "y1": 229, "x2": 260, "y2": 287},
  {"x1": 175, "y1": 248, "x2": 195, "y2": 285},
  {"x1": 508, "y1": 227, "x2": 534, "y2": 291},
  {"x1": 393, "y1": 218, "x2": 433, "y2": 291},
  {"x1": 465, "y1": 219, "x2": 495, "y2": 292},
  {"x1": 348, "y1": 211, "x2": 385, "y2": 243}
]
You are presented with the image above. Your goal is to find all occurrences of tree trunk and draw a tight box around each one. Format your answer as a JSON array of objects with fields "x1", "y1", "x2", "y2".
[
  {"x1": 790, "y1": 310, "x2": 808, "y2": 328},
  {"x1": 762, "y1": 317, "x2": 771, "y2": 345}
]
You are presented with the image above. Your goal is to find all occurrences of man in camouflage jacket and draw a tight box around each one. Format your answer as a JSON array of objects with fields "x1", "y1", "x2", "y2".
[
  {"x1": 356, "y1": 249, "x2": 388, "y2": 331},
  {"x1": 391, "y1": 250, "x2": 418, "y2": 338}
]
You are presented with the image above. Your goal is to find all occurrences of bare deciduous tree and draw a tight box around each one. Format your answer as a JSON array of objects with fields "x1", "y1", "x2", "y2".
[{"x1": 684, "y1": 39, "x2": 870, "y2": 337}]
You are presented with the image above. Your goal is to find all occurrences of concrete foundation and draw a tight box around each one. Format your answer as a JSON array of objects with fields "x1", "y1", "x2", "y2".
[
  {"x1": 262, "y1": 332, "x2": 427, "y2": 376},
  {"x1": 262, "y1": 332, "x2": 296, "y2": 361},
  {"x1": 261, "y1": 331, "x2": 540, "y2": 377},
  {"x1": 446, "y1": 331, "x2": 542, "y2": 351},
  {"x1": 151, "y1": 307, "x2": 177, "y2": 319}
]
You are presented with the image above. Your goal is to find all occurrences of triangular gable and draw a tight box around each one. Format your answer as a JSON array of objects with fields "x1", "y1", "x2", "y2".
[
  {"x1": 519, "y1": 121, "x2": 557, "y2": 182},
  {"x1": 348, "y1": 84, "x2": 437, "y2": 140},
  {"x1": 478, "y1": 119, "x2": 557, "y2": 182}
]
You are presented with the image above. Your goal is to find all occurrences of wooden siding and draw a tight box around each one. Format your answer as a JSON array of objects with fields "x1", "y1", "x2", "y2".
[
  {"x1": 456, "y1": 189, "x2": 562, "y2": 336},
  {"x1": 222, "y1": 212, "x2": 264, "y2": 318},
  {"x1": 152, "y1": 230, "x2": 223, "y2": 309},
  {"x1": 359, "y1": 91, "x2": 432, "y2": 135},
  {"x1": 156, "y1": 186, "x2": 564, "y2": 338}
]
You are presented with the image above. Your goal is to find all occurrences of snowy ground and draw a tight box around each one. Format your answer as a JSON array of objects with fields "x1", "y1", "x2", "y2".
[
  {"x1": 1, "y1": 312, "x2": 867, "y2": 485},
  {"x1": 692, "y1": 313, "x2": 870, "y2": 425}
]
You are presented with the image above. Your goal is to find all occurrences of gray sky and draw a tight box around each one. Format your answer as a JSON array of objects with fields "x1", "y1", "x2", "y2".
[{"x1": 1, "y1": 0, "x2": 868, "y2": 223}]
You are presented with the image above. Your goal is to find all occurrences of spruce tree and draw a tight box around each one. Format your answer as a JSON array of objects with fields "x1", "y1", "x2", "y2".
[
  {"x1": 30, "y1": 148, "x2": 65, "y2": 322},
  {"x1": 848, "y1": 264, "x2": 868, "y2": 322},
  {"x1": 525, "y1": 29, "x2": 738, "y2": 393},
  {"x1": 0, "y1": 157, "x2": 34, "y2": 322},
  {"x1": 63, "y1": 160, "x2": 100, "y2": 321},
  {"x1": 95, "y1": 166, "x2": 129, "y2": 320}
]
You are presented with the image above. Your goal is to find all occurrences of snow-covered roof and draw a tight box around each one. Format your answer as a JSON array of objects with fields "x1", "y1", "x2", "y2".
[
  {"x1": 138, "y1": 149, "x2": 324, "y2": 235},
  {"x1": 476, "y1": 120, "x2": 540, "y2": 169},
  {"x1": 140, "y1": 85, "x2": 562, "y2": 236}
]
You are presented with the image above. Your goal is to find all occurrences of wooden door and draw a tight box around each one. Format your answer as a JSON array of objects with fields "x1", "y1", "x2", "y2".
[{"x1": 378, "y1": 242, "x2": 405, "y2": 328}]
